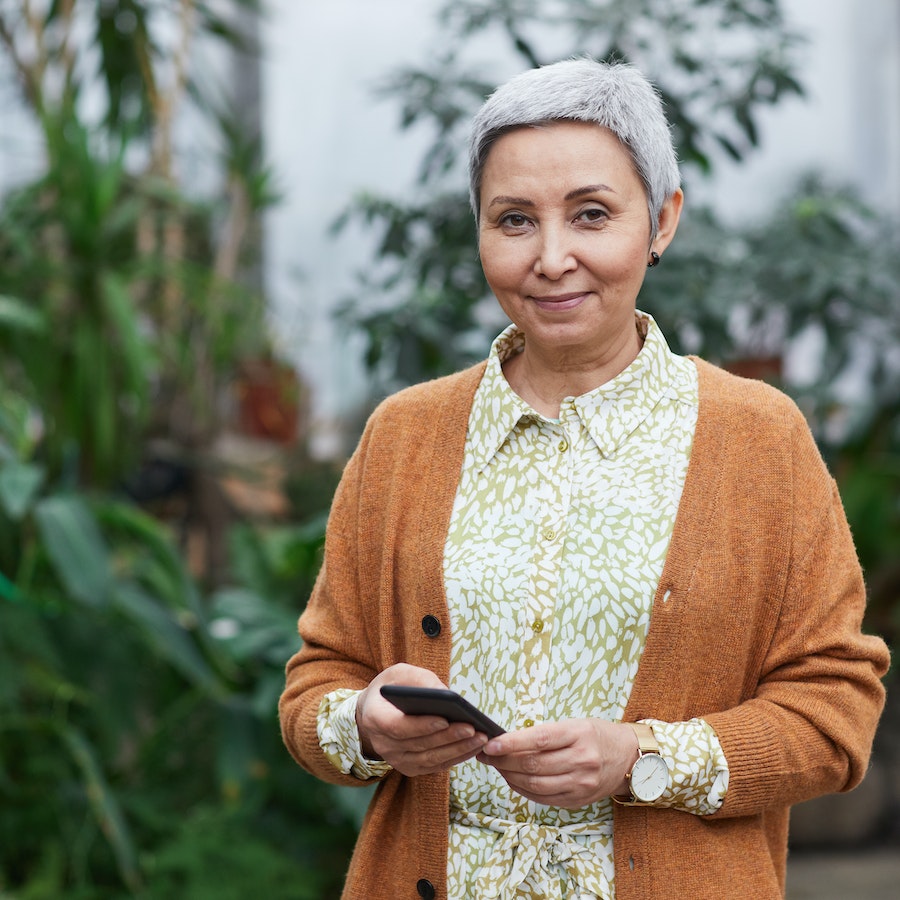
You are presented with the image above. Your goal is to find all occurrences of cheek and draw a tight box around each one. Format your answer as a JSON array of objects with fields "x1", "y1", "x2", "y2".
[
  {"x1": 585, "y1": 235, "x2": 648, "y2": 281},
  {"x1": 480, "y1": 238, "x2": 528, "y2": 292}
]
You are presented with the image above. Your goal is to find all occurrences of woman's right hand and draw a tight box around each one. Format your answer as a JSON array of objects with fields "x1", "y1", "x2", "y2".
[{"x1": 355, "y1": 663, "x2": 490, "y2": 777}]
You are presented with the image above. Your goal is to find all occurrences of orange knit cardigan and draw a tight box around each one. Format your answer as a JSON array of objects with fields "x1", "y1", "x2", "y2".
[{"x1": 280, "y1": 358, "x2": 890, "y2": 900}]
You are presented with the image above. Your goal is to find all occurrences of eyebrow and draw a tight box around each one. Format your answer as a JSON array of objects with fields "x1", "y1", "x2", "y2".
[
  {"x1": 487, "y1": 184, "x2": 616, "y2": 208},
  {"x1": 566, "y1": 184, "x2": 615, "y2": 200}
]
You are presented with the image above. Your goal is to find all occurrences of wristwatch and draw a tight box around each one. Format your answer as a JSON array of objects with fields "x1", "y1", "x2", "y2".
[{"x1": 614, "y1": 722, "x2": 670, "y2": 805}]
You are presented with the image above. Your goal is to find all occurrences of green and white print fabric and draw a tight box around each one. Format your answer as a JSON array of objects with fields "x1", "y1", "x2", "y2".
[
  {"x1": 314, "y1": 313, "x2": 729, "y2": 899},
  {"x1": 317, "y1": 688, "x2": 392, "y2": 780},
  {"x1": 441, "y1": 314, "x2": 727, "y2": 899}
]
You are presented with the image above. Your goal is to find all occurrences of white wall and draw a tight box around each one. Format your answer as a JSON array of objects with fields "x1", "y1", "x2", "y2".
[
  {"x1": 688, "y1": 0, "x2": 900, "y2": 220},
  {"x1": 261, "y1": 0, "x2": 444, "y2": 456},
  {"x1": 261, "y1": 0, "x2": 900, "y2": 458}
]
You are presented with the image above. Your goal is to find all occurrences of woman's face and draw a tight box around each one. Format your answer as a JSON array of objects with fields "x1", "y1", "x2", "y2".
[{"x1": 478, "y1": 120, "x2": 682, "y2": 359}]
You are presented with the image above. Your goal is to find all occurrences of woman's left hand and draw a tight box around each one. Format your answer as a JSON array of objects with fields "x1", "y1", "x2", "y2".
[{"x1": 478, "y1": 719, "x2": 639, "y2": 808}]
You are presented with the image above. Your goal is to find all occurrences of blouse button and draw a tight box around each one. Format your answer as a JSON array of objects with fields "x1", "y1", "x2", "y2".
[
  {"x1": 531, "y1": 619, "x2": 545, "y2": 634},
  {"x1": 558, "y1": 439, "x2": 569, "y2": 452},
  {"x1": 523, "y1": 718, "x2": 535, "y2": 728},
  {"x1": 421, "y1": 615, "x2": 441, "y2": 638},
  {"x1": 543, "y1": 528, "x2": 556, "y2": 541},
  {"x1": 515, "y1": 813, "x2": 528, "y2": 823}
]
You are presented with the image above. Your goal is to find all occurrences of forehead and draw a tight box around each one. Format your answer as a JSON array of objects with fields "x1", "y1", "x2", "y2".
[{"x1": 481, "y1": 121, "x2": 641, "y2": 194}]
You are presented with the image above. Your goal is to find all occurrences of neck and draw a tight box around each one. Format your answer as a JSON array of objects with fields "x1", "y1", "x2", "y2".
[{"x1": 502, "y1": 327, "x2": 643, "y2": 418}]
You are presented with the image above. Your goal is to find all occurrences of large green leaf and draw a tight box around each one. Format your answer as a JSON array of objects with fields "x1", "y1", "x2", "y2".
[
  {"x1": 113, "y1": 582, "x2": 225, "y2": 696},
  {"x1": 216, "y1": 701, "x2": 258, "y2": 801},
  {"x1": 100, "y1": 271, "x2": 154, "y2": 398},
  {"x1": 210, "y1": 587, "x2": 301, "y2": 666},
  {"x1": 59, "y1": 726, "x2": 142, "y2": 892},
  {"x1": 94, "y1": 499, "x2": 204, "y2": 615},
  {"x1": 0, "y1": 294, "x2": 46, "y2": 333},
  {"x1": 34, "y1": 495, "x2": 112, "y2": 608},
  {"x1": 0, "y1": 461, "x2": 45, "y2": 520}
]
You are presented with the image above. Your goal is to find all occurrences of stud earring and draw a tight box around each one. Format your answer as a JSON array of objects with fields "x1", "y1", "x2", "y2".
[{"x1": 647, "y1": 251, "x2": 660, "y2": 268}]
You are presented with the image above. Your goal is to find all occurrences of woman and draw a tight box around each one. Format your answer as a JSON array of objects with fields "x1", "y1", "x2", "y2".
[{"x1": 280, "y1": 59, "x2": 889, "y2": 899}]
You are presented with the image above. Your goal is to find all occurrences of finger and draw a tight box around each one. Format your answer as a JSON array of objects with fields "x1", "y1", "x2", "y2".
[
  {"x1": 384, "y1": 713, "x2": 454, "y2": 742},
  {"x1": 379, "y1": 722, "x2": 483, "y2": 759},
  {"x1": 395, "y1": 732, "x2": 490, "y2": 776},
  {"x1": 496, "y1": 768, "x2": 591, "y2": 807},
  {"x1": 480, "y1": 723, "x2": 572, "y2": 757},
  {"x1": 495, "y1": 758, "x2": 612, "y2": 808},
  {"x1": 379, "y1": 663, "x2": 448, "y2": 690},
  {"x1": 478, "y1": 743, "x2": 573, "y2": 775},
  {"x1": 418, "y1": 735, "x2": 490, "y2": 768}
]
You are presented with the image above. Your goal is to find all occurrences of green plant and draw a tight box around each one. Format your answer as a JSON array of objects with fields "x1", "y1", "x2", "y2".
[
  {"x1": 0, "y1": 388, "x2": 355, "y2": 896},
  {"x1": 0, "y1": 116, "x2": 155, "y2": 485},
  {"x1": 138, "y1": 805, "x2": 346, "y2": 900},
  {"x1": 0, "y1": 4, "x2": 356, "y2": 896},
  {"x1": 0, "y1": 1, "x2": 279, "y2": 585}
]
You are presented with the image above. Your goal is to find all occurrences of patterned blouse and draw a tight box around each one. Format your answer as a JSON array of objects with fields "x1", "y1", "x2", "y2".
[{"x1": 318, "y1": 313, "x2": 729, "y2": 899}]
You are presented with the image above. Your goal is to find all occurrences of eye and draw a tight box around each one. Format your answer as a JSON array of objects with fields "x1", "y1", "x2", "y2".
[
  {"x1": 576, "y1": 206, "x2": 608, "y2": 224},
  {"x1": 499, "y1": 212, "x2": 531, "y2": 229}
]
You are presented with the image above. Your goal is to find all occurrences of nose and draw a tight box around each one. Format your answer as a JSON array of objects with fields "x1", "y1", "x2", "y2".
[{"x1": 533, "y1": 225, "x2": 576, "y2": 279}]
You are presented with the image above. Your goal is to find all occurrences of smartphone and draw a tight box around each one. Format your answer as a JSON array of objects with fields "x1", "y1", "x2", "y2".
[{"x1": 379, "y1": 685, "x2": 506, "y2": 738}]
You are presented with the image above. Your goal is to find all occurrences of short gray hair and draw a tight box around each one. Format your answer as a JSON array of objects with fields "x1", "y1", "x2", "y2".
[{"x1": 467, "y1": 58, "x2": 681, "y2": 240}]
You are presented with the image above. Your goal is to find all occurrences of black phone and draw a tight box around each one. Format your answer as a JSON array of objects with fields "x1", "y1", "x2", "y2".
[{"x1": 379, "y1": 685, "x2": 506, "y2": 739}]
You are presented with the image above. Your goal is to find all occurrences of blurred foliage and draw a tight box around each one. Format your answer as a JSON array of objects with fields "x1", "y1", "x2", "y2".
[
  {"x1": 0, "y1": 1, "x2": 356, "y2": 897},
  {"x1": 0, "y1": 115, "x2": 151, "y2": 485},
  {"x1": 0, "y1": 1, "x2": 280, "y2": 597},
  {"x1": 0, "y1": 384, "x2": 356, "y2": 896},
  {"x1": 334, "y1": 189, "x2": 492, "y2": 389},
  {"x1": 387, "y1": 0, "x2": 804, "y2": 181},
  {"x1": 641, "y1": 176, "x2": 900, "y2": 396},
  {"x1": 0, "y1": 0, "x2": 278, "y2": 486}
]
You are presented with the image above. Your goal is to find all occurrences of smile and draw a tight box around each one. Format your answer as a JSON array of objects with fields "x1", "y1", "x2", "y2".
[{"x1": 529, "y1": 292, "x2": 590, "y2": 311}]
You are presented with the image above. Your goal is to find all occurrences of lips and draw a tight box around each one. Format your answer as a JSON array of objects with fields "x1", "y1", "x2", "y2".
[{"x1": 529, "y1": 292, "x2": 590, "y2": 311}]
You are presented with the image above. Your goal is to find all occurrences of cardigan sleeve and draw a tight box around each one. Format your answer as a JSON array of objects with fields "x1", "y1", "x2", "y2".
[
  {"x1": 279, "y1": 425, "x2": 387, "y2": 788},
  {"x1": 704, "y1": 409, "x2": 890, "y2": 817}
]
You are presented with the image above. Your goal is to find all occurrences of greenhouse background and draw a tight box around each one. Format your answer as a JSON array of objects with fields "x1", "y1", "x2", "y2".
[{"x1": 0, "y1": 1, "x2": 898, "y2": 897}]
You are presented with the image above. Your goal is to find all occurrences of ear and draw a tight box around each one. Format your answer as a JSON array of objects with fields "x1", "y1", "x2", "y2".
[{"x1": 651, "y1": 189, "x2": 684, "y2": 255}]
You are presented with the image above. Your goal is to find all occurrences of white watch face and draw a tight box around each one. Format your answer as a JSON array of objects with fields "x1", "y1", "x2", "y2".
[{"x1": 630, "y1": 752, "x2": 670, "y2": 802}]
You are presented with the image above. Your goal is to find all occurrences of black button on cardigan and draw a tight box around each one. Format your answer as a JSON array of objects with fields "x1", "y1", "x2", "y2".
[
  {"x1": 421, "y1": 615, "x2": 441, "y2": 638},
  {"x1": 416, "y1": 878, "x2": 436, "y2": 899}
]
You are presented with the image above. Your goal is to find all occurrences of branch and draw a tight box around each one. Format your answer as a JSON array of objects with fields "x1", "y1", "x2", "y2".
[
  {"x1": 213, "y1": 176, "x2": 250, "y2": 283},
  {"x1": 56, "y1": 0, "x2": 78, "y2": 104},
  {"x1": 22, "y1": 0, "x2": 49, "y2": 91},
  {"x1": 149, "y1": 0, "x2": 198, "y2": 179},
  {"x1": 0, "y1": 9, "x2": 44, "y2": 114}
]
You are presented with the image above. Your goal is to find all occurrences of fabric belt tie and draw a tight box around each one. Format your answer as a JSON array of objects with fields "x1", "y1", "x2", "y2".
[{"x1": 450, "y1": 807, "x2": 613, "y2": 899}]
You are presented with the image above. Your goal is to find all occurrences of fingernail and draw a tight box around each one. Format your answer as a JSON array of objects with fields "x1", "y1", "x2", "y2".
[{"x1": 484, "y1": 740, "x2": 501, "y2": 754}]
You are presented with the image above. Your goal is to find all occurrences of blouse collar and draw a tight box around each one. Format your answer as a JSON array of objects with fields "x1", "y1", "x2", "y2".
[{"x1": 467, "y1": 311, "x2": 693, "y2": 472}]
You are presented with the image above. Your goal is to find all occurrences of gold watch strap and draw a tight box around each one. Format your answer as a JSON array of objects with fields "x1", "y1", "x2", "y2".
[
  {"x1": 612, "y1": 722, "x2": 661, "y2": 806},
  {"x1": 632, "y1": 722, "x2": 660, "y2": 755}
]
